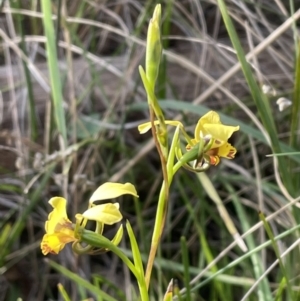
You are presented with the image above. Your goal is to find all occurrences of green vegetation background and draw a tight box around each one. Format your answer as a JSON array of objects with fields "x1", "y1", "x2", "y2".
[{"x1": 0, "y1": 0, "x2": 300, "y2": 300}]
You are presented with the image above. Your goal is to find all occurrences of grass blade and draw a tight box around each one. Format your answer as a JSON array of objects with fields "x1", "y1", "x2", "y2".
[
  {"x1": 259, "y1": 212, "x2": 294, "y2": 299},
  {"x1": 48, "y1": 260, "x2": 118, "y2": 301},
  {"x1": 14, "y1": 0, "x2": 38, "y2": 141},
  {"x1": 40, "y1": 0, "x2": 67, "y2": 144},
  {"x1": 180, "y1": 237, "x2": 191, "y2": 301},
  {"x1": 216, "y1": 0, "x2": 291, "y2": 194}
]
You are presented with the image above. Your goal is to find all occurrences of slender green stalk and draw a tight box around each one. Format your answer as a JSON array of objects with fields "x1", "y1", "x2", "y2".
[
  {"x1": 57, "y1": 283, "x2": 72, "y2": 301},
  {"x1": 180, "y1": 237, "x2": 191, "y2": 301},
  {"x1": 139, "y1": 66, "x2": 167, "y2": 150},
  {"x1": 41, "y1": 0, "x2": 67, "y2": 144},
  {"x1": 80, "y1": 230, "x2": 138, "y2": 278},
  {"x1": 144, "y1": 126, "x2": 181, "y2": 287},
  {"x1": 145, "y1": 179, "x2": 170, "y2": 287},
  {"x1": 80, "y1": 229, "x2": 149, "y2": 301},
  {"x1": 15, "y1": 0, "x2": 38, "y2": 141},
  {"x1": 224, "y1": 181, "x2": 272, "y2": 300},
  {"x1": 143, "y1": 104, "x2": 170, "y2": 289},
  {"x1": 290, "y1": 43, "x2": 300, "y2": 148},
  {"x1": 49, "y1": 260, "x2": 118, "y2": 301},
  {"x1": 177, "y1": 179, "x2": 225, "y2": 298},
  {"x1": 260, "y1": 212, "x2": 294, "y2": 299},
  {"x1": 289, "y1": 40, "x2": 300, "y2": 192},
  {"x1": 216, "y1": 0, "x2": 291, "y2": 194},
  {"x1": 144, "y1": 127, "x2": 201, "y2": 288},
  {"x1": 143, "y1": 4, "x2": 171, "y2": 289},
  {"x1": 126, "y1": 222, "x2": 149, "y2": 301},
  {"x1": 275, "y1": 278, "x2": 287, "y2": 301}
]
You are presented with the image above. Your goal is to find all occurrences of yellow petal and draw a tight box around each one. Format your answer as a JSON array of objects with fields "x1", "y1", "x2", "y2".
[
  {"x1": 41, "y1": 234, "x2": 64, "y2": 255},
  {"x1": 89, "y1": 182, "x2": 138, "y2": 203},
  {"x1": 203, "y1": 124, "x2": 239, "y2": 142},
  {"x1": 194, "y1": 111, "x2": 239, "y2": 142},
  {"x1": 138, "y1": 122, "x2": 156, "y2": 134},
  {"x1": 138, "y1": 120, "x2": 184, "y2": 134},
  {"x1": 194, "y1": 111, "x2": 221, "y2": 139},
  {"x1": 217, "y1": 143, "x2": 237, "y2": 159},
  {"x1": 41, "y1": 232, "x2": 76, "y2": 255},
  {"x1": 46, "y1": 197, "x2": 70, "y2": 234},
  {"x1": 200, "y1": 111, "x2": 222, "y2": 125},
  {"x1": 82, "y1": 203, "x2": 123, "y2": 225}
]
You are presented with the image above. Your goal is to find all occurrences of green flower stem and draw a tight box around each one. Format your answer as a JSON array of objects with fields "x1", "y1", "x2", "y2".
[
  {"x1": 72, "y1": 241, "x2": 93, "y2": 255},
  {"x1": 80, "y1": 229, "x2": 149, "y2": 301},
  {"x1": 145, "y1": 128, "x2": 202, "y2": 287},
  {"x1": 180, "y1": 129, "x2": 194, "y2": 146},
  {"x1": 173, "y1": 144, "x2": 202, "y2": 174},
  {"x1": 142, "y1": 7, "x2": 171, "y2": 286},
  {"x1": 80, "y1": 229, "x2": 137, "y2": 276},
  {"x1": 139, "y1": 4, "x2": 167, "y2": 159},
  {"x1": 145, "y1": 178, "x2": 172, "y2": 288},
  {"x1": 139, "y1": 66, "x2": 164, "y2": 121},
  {"x1": 143, "y1": 4, "x2": 180, "y2": 290},
  {"x1": 145, "y1": 127, "x2": 181, "y2": 288},
  {"x1": 141, "y1": 63, "x2": 169, "y2": 231},
  {"x1": 166, "y1": 126, "x2": 180, "y2": 176},
  {"x1": 139, "y1": 66, "x2": 167, "y2": 148},
  {"x1": 148, "y1": 105, "x2": 170, "y2": 251}
]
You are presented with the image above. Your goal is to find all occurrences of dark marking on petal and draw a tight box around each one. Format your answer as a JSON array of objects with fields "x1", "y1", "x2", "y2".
[
  {"x1": 206, "y1": 148, "x2": 219, "y2": 156},
  {"x1": 227, "y1": 149, "x2": 236, "y2": 158}
]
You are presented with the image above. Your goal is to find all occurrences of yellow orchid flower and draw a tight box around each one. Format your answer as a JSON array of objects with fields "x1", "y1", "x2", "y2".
[
  {"x1": 41, "y1": 182, "x2": 138, "y2": 255},
  {"x1": 190, "y1": 111, "x2": 239, "y2": 165},
  {"x1": 138, "y1": 111, "x2": 239, "y2": 169},
  {"x1": 41, "y1": 197, "x2": 76, "y2": 255}
]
